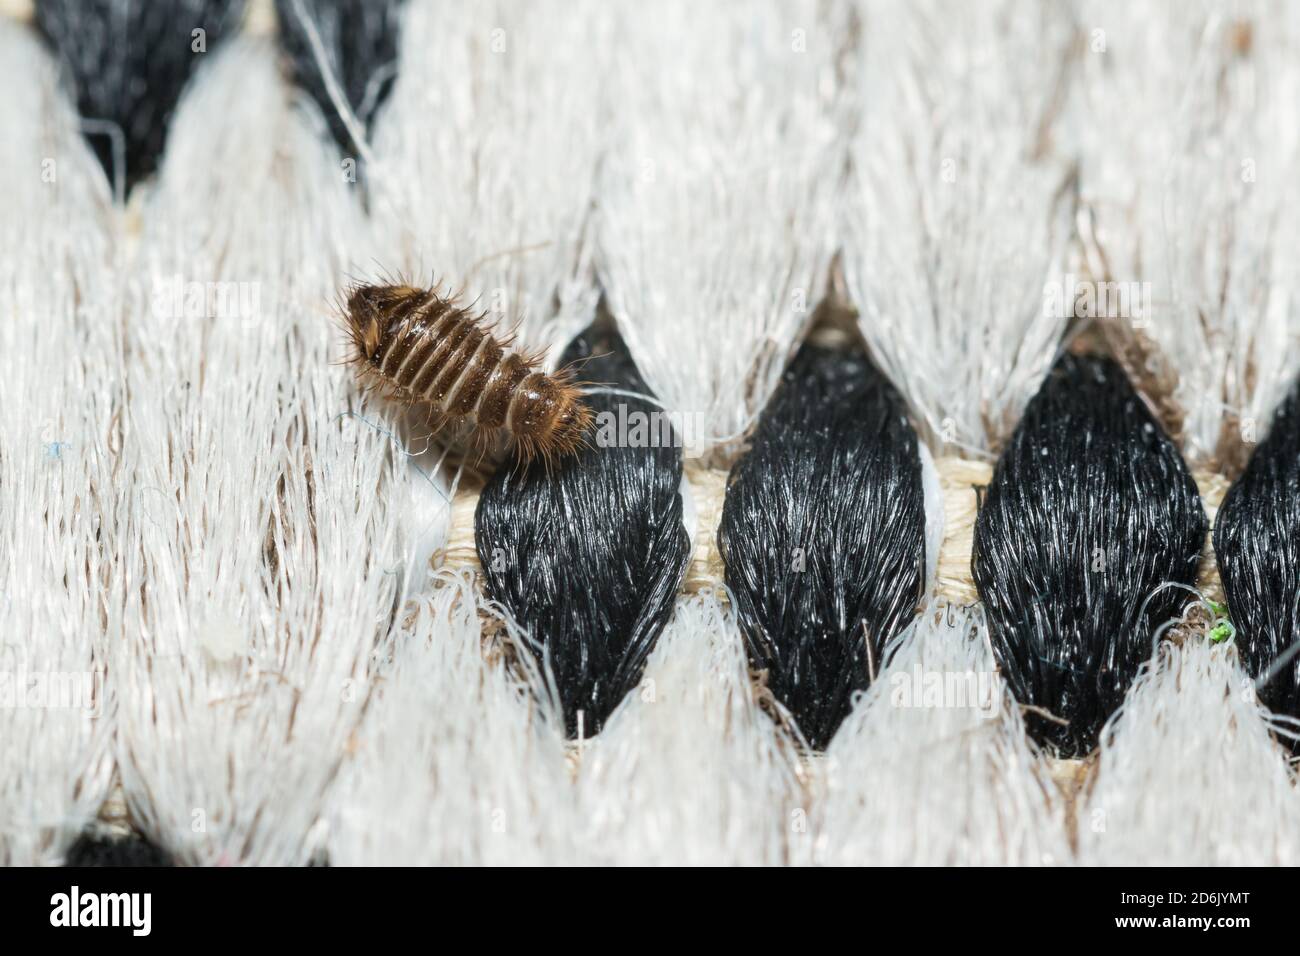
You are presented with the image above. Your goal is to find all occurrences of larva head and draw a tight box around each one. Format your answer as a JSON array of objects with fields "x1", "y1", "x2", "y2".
[
  {"x1": 344, "y1": 284, "x2": 424, "y2": 361},
  {"x1": 512, "y1": 375, "x2": 593, "y2": 462},
  {"x1": 547, "y1": 395, "x2": 595, "y2": 456}
]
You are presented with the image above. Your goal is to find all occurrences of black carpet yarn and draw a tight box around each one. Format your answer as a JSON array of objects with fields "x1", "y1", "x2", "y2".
[
  {"x1": 717, "y1": 341, "x2": 926, "y2": 750},
  {"x1": 36, "y1": 0, "x2": 245, "y2": 197},
  {"x1": 475, "y1": 324, "x2": 689, "y2": 739},
  {"x1": 275, "y1": 0, "x2": 405, "y2": 160},
  {"x1": 64, "y1": 831, "x2": 174, "y2": 867},
  {"x1": 972, "y1": 353, "x2": 1208, "y2": 757},
  {"x1": 1215, "y1": 378, "x2": 1300, "y2": 730}
]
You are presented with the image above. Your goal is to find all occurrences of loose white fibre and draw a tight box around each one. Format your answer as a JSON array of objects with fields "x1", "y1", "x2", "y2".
[
  {"x1": 366, "y1": 0, "x2": 609, "y2": 363},
  {"x1": 597, "y1": 0, "x2": 842, "y2": 460},
  {"x1": 918, "y1": 441, "x2": 944, "y2": 590},
  {"x1": 798, "y1": 606, "x2": 1069, "y2": 866},
  {"x1": 843, "y1": 0, "x2": 1077, "y2": 455},
  {"x1": 1074, "y1": 0, "x2": 1300, "y2": 467},
  {"x1": 111, "y1": 36, "x2": 430, "y2": 865},
  {"x1": 328, "y1": 573, "x2": 575, "y2": 866},
  {"x1": 331, "y1": 586, "x2": 801, "y2": 865},
  {"x1": 1078, "y1": 639, "x2": 1300, "y2": 865},
  {"x1": 0, "y1": 22, "x2": 117, "y2": 866},
  {"x1": 571, "y1": 591, "x2": 801, "y2": 865}
]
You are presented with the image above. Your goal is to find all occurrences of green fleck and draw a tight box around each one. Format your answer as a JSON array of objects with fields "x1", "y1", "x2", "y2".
[{"x1": 1209, "y1": 619, "x2": 1235, "y2": 644}]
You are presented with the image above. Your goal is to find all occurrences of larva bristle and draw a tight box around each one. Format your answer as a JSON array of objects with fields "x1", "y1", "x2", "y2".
[{"x1": 340, "y1": 282, "x2": 593, "y2": 464}]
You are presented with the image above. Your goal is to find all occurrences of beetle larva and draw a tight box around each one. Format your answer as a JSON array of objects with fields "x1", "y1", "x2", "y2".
[{"x1": 342, "y1": 283, "x2": 593, "y2": 463}]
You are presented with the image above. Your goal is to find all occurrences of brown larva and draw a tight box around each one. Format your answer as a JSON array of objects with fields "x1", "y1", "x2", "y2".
[{"x1": 341, "y1": 282, "x2": 593, "y2": 464}]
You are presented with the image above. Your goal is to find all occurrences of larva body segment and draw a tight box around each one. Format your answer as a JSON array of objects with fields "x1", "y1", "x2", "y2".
[{"x1": 342, "y1": 284, "x2": 592, "y2": 463}]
